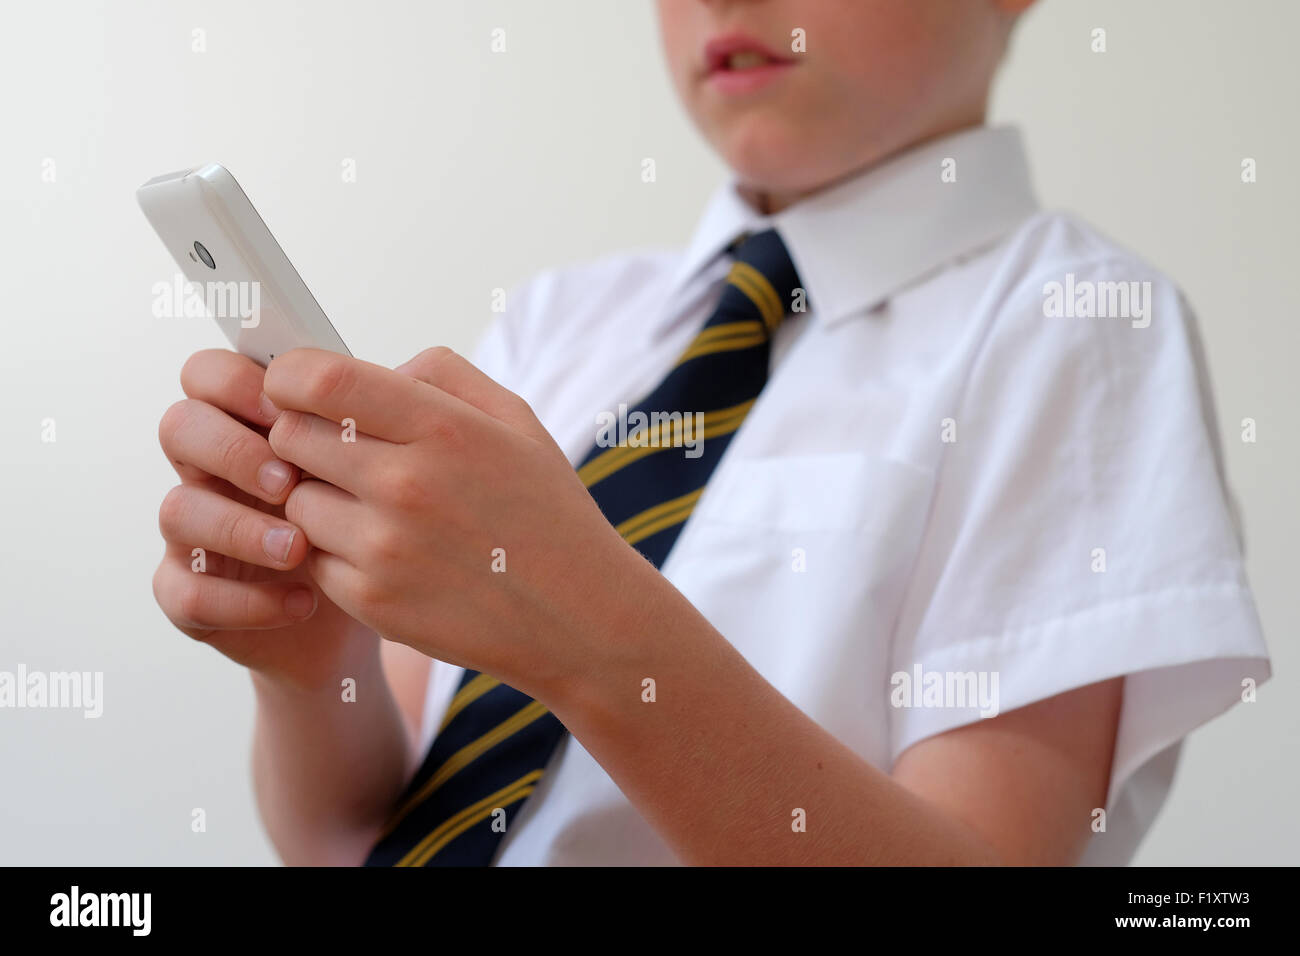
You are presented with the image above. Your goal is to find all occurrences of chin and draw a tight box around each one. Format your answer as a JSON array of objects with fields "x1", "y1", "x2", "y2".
[{"x1": 712, "y1": 121, "x2": 826, "y2": 198}]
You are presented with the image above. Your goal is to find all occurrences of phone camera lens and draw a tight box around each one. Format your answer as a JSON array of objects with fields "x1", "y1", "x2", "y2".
[{"x1": 193, "y1": 240, "x2": 216, "y2": 269}]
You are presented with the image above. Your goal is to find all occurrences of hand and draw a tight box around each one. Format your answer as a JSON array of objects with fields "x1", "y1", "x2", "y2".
[
  {"x1": 153, "y1": 349, "x2": 377, "y2": 690},
  {"x1": 262, "y1": 347, "x2": 657, "y2": 701}
]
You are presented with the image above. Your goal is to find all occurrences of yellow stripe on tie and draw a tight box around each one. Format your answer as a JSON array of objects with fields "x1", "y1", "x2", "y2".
[
  {"x1": 690, "y1": 319, "x2": 765, "y2": 346},
  {"x1": 578, "y1": 403, "x2": 752, "y2": 487},
  {"x1": 377, "y1": 699, "x2": 549, "y2": 839},
  {"x1": 578, "y1": 403, "x2": 752, "y2": 489},
  {"x1": 397, "y1": 771, "x2": 543, "y2": 867},
  {"x1": 421, "y1": 700, "x2": 549, "y2": 796},
  {"x1": 615, "y1": 487, "x2": 705, "y2": 547},
  {"x1": 675, "y1": 330, "x2": 767, "y2": 366},
  {"x1": 410, "y1": 785, "x2": 537, "y2": 867},
  {"x1": 729, "y1": 261, "x2": 784, "y2": 331},
  {"x1": 727, "y1": 267, "x2": 778, "y2": 329},
  {"x1": 437, "y1": 672, "x2": 500, "y2": 733},
  {"x1": 576, "y1": 399, "x2": 756, "y2": 488},
  {"x1": 620, "y1": 497, "x2": 701, "y2": 547},
  {"x1": 673, "y1": 320, "x2": 768, "y2": 365},
  {"x1": 731, "y1": 261, "x2": 784, "y2": 329}
]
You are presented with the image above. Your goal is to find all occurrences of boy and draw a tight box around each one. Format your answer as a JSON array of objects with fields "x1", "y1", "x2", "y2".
[{"x1": 152, "y1": 0, "x2": 1269, "y2": 865}]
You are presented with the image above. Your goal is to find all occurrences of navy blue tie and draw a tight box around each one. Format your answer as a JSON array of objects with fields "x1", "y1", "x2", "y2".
[{"x1": 365, "y1": 229, "x2": 803, "y2": 866}]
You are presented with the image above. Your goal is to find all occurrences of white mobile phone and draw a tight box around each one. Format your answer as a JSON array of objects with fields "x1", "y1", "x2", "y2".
[{"x1": 136, "y1": 163, "x2": 351, "y2": 366}]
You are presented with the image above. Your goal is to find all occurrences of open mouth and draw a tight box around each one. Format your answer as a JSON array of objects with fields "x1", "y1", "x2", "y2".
[{"x1": 702, "y1": 32, "x2": 795, "y2": 92}]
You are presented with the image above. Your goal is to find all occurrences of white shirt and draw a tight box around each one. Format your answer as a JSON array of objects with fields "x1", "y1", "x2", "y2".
[{"x1": 419, "y1": 125, "x2": 1271, "y2": 866}]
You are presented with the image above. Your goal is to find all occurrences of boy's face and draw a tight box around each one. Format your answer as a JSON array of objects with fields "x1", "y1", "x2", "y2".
[{"x1": 656, "y1": 0, "x2": 1024, "y2": 209}]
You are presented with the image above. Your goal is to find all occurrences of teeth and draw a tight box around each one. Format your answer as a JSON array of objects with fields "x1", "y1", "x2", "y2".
[{"x1": 727, "y1": 51, "x2": 768, "y2": 70}]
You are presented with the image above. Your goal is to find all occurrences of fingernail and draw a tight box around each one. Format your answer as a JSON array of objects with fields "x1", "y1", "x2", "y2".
[
  {"x1": 263, "y1": 527, "x2": 296, "y2": 564},
  {"x1": 258, "y1": 392, "x2": 282, "y2": 422},
  {"x1": 258, "y1": 459, "x2": 293, "y2": 496},
  {"x1": 284, "y1": 588, "x2": 316, "y2": 620}
]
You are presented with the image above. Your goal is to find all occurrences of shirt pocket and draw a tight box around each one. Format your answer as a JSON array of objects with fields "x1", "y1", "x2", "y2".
[
  {"x1": 681, "y1": 451, "x2": 930, "y2": 536},
  {"x1": 662, "y1": 449, "x2": 935, "y2": 635},
  {"x1": 661, "y1": 452, "x2": 934, "y2": 754}
]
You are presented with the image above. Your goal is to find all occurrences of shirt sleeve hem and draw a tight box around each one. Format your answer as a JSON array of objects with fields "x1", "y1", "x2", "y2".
[{"x1": 888, "y1": 580, "x2": 1270, "y2": 796}]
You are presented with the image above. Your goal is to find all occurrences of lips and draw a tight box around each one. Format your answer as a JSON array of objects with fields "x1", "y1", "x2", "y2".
[
  {"x1": 702, "y1": 32, "x2": 795, "y2": 93},
  {"x1": 703, "y1": 32, "x2": 793, "y2": 73}
]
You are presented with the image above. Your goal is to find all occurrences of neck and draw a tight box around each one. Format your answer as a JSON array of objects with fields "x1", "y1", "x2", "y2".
[{"x1": 738, "y1": 115, "x2": 991, "y2": 216}]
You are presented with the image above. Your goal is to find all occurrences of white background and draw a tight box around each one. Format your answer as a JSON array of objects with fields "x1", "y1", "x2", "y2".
[{"x1": 0, "y1": 0, "x2": 1295, "y2": 864}]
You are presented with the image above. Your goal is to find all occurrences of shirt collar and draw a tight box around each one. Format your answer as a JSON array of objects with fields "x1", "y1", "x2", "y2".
[{"x1": 665, "y1": 124, "x2": 1039, "y2": 330}]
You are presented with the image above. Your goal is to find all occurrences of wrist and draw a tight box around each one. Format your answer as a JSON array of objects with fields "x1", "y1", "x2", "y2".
[
  {"x1": 249, "y1": 625, "x2": 382, "y2": 699},
  {"x1": 536, "y1": 549, "x2": 719, "y2": 734}
]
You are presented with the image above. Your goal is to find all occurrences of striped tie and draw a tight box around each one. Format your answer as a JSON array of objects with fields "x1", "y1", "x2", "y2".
[{"x1": 364, "y1": 228, "x2": 804, "y2": 866}]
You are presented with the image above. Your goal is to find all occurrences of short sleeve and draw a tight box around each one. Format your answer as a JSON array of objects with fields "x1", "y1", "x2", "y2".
[{"x1": 887, "y1": 256, "x2": 1270, "y2": 863}]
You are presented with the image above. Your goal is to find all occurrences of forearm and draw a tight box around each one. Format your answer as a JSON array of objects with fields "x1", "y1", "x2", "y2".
[
  {"x1": 545, "y1": 583, "x2": 1002, "y2": 866},
  {"x1": 250, "y1": 636, "x2": 413, "y2": 866}
]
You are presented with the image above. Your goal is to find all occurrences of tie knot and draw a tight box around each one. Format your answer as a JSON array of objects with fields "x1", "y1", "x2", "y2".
[{"x1": 726, "y1": 228, "x2": 804, "y2": 331}]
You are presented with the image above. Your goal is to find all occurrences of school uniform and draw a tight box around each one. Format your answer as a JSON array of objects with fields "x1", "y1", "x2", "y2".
[{"x1": 415, "y1": 124, "x2": 1271, "y2": 865}]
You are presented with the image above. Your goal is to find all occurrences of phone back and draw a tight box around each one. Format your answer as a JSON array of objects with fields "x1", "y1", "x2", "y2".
[{"x1": 136, "y1": 164, "x2": 351, "y2": 366}]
